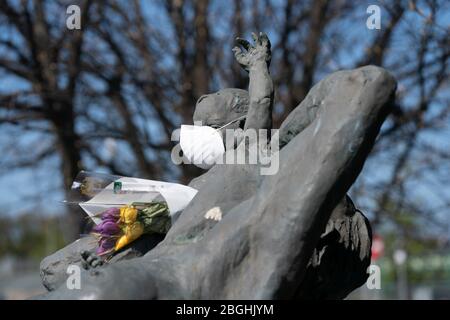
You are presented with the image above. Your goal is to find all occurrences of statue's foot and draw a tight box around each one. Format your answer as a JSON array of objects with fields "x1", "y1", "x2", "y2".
[{"x1": 81, "y1": 250, "x2": 104, "y2": 269}]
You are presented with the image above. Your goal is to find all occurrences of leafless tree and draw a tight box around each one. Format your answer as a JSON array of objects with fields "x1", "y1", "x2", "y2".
[{"x1": 0, "y1": 0, "x2": 448, "y2": 243}]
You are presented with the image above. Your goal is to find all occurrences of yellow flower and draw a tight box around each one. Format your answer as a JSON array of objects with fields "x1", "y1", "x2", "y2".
[
  {"x1": 114, "y1": 221, "x2": 144, "y2": 251},
  {"x1": 114, "y1": 235, "x2": 129, "y2": 251},
  {"x1": 126, "y1": 221, "x2": 144, "y2": 241},
  {"x1": 120, "y1": 206, "x2": 138, "y2": 224}
]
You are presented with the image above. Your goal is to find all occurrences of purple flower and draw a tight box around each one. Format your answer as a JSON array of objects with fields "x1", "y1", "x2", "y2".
[
  {"x1": 93, "y1": 220, "x2": 121, "y2": 236},
  {"x1": 101, "y1": 207, "x2": 120, "y2": 222},
  {"x1": 92, "y1": 207, "x2": 122, "y2": 256},
  {"x1": 96, "y1": 237, "x2": 115, "y2": 255}
]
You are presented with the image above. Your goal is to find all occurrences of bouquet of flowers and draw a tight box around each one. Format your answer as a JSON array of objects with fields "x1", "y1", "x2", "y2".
[
  {"x1": 67, "y1": 171, "x2": 198, "y2": 258},
  {"x1": 92, "y1": 202, "x2": 171, "y2": 256}
]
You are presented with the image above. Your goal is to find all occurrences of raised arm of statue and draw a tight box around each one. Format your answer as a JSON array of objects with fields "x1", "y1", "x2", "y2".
[{"x1": 233, "y1": 32, "x2": 274, "y2": 131}]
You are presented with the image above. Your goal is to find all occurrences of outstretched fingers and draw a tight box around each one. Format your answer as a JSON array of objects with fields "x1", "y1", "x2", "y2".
[
  {"x1": 251, "y1": 32, "x2": 261, "y2": 46},
  {"x1": 259, "y1": 32, "x2": 270, "y2": 49},
  {"x1": 235, "y1": 37, "x2": 251, "y2": 51},
  {"x1": 232, "y1": 46, "x2": 245, "y2": 62},
  {"x1": 234, "y1": 32, "x2": 271, "y2": 69}
]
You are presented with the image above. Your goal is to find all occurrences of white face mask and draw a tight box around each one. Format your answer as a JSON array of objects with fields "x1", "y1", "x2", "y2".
[{"x1": 180, "y1": 115, "x2": 246, "y2": 170}]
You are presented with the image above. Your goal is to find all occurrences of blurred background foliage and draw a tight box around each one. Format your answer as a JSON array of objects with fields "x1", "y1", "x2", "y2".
[
  {"x1": 0, "y1": 0, "x2": 448, "y2": 299},
  {"x1": 0, "y1": 214, "x2": 66, "y2": 259}
]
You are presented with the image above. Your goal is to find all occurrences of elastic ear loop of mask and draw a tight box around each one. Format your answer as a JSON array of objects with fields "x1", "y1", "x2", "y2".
[{"x1": 215, "y1": 115, "x2": 247, "y2": 132}]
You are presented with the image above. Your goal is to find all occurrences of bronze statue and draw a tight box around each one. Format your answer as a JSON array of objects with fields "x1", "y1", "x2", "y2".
[{"x1": 39, "y1": 32, "x2": 397, "y2": 299}]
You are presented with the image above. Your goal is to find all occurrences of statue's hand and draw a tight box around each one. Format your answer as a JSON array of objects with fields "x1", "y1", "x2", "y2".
[{"x1": 233, "y1": 32, "x2": 271, "y2": 71}]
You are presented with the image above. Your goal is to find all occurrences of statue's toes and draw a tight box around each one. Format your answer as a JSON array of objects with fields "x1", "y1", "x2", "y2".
[
  {"x1": 91, "y1": 259, "x2": 103, "y2": 268},
  {"x1": 80, "y1": 250, "x2": 104, "y2": 269}
]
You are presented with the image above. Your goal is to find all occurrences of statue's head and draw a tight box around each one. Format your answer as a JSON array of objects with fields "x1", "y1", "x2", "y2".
[{"x1": 193, "y1": 88, "x2": 249, "y2": 130}]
